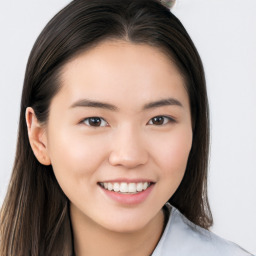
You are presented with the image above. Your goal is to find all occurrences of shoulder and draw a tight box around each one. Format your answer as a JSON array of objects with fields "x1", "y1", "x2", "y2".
[{"x1": 152, "y1": 204, "x2": 253, "y2": 256}]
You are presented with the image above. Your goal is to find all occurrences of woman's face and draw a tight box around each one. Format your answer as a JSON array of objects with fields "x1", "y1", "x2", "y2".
[{"x1": 44, "y1": 40, "x2": 192, "y2": 232}]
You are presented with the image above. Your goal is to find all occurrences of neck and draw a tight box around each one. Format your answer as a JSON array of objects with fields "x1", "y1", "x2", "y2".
[{"x1": 70, "y1": 205, "x2": 165, "y2": 256}]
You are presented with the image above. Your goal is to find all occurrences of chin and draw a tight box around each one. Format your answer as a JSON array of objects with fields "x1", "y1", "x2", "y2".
[{"x1": 100, "y1": 216, "x2": 150, "y2": 234}]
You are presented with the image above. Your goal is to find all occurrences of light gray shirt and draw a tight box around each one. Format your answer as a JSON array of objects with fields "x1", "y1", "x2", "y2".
[{"x1": 152, "y1": 204, "x2": 254, "y2": 256}]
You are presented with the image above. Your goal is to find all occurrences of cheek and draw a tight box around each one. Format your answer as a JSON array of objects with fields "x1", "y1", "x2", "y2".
[
  {"x1": 46, "y1": 130, "x2": 111, "y2": 207},
  {"x1": 154, "y1": 128, "x2": 192, "y2": 178},
  {"x1": 47, "y1": 128, "x2": 109, "y2": 183},
  {"x1": 155, "y1": 129, "x2": 192, "y2": 201}
]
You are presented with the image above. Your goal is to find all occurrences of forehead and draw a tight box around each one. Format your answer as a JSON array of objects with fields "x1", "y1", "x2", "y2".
[
  {"x1": 62, "y1": 39, "x2": 182, "y2": 80},
  {"x1": 56, "y1": 40, "x2": 189, "y2": 110}
]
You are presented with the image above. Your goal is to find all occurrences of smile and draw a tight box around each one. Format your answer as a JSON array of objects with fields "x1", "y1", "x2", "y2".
[{"x1": 98, "y1": 182, "x2": 152, "y2": 194}]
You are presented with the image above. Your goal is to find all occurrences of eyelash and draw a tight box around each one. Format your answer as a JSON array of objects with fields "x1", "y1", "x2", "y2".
[
  {"x1": 81, "y1": 117, "x2": 108, "y2": 127},
  {"x1": 147, "y1": 116, "x2": 176, "y2": 125},
  {"x1": 81, "y1": 115, "x2": 175, "y2": 127}
]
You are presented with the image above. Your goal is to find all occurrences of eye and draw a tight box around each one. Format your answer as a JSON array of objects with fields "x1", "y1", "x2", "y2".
[
  {"x1": 147, "y1": 116, "x2": 175, "y2": 126},
  {"x1": 82, "y1": 117, "x2": 108, "y2": 127}
]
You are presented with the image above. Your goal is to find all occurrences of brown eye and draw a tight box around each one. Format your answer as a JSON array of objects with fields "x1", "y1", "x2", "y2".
[
  {"x1": 148, "y1": 116, "x2": 174, "y2": 126},
  {"x1": 152, "y1": 116, "x2": 165, "y2": 125},
  {"x1": 83, "y1": 117, "x2": 108, "y2": 127}
]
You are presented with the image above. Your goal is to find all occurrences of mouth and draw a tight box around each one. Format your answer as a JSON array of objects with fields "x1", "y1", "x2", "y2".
[{"x1": 97, "y1": 181, "x2": 153, "y2": 194}]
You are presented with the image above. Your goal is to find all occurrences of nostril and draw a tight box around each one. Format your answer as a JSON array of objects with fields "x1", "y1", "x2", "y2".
[
  {"x1": 108, "y1": 152, "x2": 148, "y2": 168},
  {"x1": 108, "y1": 131, "x2": 149, "y2": 167}
]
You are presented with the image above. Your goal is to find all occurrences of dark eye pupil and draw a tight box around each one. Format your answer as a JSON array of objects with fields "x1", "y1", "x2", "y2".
[
  {"x1": 89, "y1": 117, "x2": 101, "y2": 126},
  {"x1": 152, "y1": 116, "x2": 164, "y2": 125}
]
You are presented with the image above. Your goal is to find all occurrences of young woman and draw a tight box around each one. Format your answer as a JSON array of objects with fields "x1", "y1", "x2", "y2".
[{"x1": 0, "y1": 0, "x2": 253, "y2": 255}]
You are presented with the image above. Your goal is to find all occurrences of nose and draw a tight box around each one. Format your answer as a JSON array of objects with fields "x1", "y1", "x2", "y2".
[{"x1": 108, "y1": 126, "x2": 149, "y2": 169}]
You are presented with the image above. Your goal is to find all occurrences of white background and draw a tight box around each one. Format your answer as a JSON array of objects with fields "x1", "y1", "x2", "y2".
[{"x1": 0, "y1": 0, "x2": 255, "y2": 254}]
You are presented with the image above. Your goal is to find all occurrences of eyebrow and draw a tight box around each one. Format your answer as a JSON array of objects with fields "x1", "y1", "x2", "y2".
[
  {"x1": 70, "y1": 99, "x2": 118, "y2": 111},
  {"x1": 70, "y1": 98, "x2": 183, "y2": 111},
  {"x1": 143, "y1": 98, "x2": 183, "y2": 110}
]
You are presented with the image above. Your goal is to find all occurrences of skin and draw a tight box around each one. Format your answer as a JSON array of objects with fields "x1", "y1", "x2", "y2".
[{"x1": 26, "y1": 40, "x2": 193, "y2": 256}]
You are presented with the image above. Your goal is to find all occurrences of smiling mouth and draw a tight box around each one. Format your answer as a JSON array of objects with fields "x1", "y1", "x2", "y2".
[{"x1": 98, "y1": 182, "x2": 153, "y2": 194}]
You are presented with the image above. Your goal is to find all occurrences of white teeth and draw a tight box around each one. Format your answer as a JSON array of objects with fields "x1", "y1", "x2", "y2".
[
  {"x1": 113, "y1": 183, "x2": 119, "y2": 192},
  {"x1": 120, "y1": 183, "x2": 128, "y2": 193},
  {"x1": 136, "y1": 183, "x2": 143, "y2": 192},
  {"x1": 100, "y1": 182, "x2": 151, "y2": 193},
  {"x1": 128, "y1": 183, "x2": 136, "y2": 193},
  {"x1": 107, "y1": 183, "x2": 113, "y2": 191}
]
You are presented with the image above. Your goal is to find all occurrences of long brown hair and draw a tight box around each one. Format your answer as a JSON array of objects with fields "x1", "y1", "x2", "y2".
[{"x1": 0, "y1": 0, "x2": 212, "y2": 254}]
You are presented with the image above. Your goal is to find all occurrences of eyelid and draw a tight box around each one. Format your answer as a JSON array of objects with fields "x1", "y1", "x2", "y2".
[
  {"x1": 81, "y1": 117, "x2": 109, "y2": 127},
  {"x1": 79, "y1": 115, "x2": 176, "y2": 127},
  {"x1": 147, "y1": 115, "x2": 176, "y2": 125}
]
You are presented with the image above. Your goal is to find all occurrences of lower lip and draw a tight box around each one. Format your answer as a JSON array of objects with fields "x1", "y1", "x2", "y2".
[{"x1": 99, "y1": 184, "x2": 154, "y2": 205}]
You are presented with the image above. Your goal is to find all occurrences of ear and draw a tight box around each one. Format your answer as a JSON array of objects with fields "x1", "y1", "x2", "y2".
[{"x1": 25, "y1": 107, "x2": 51, "y2": 166}]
